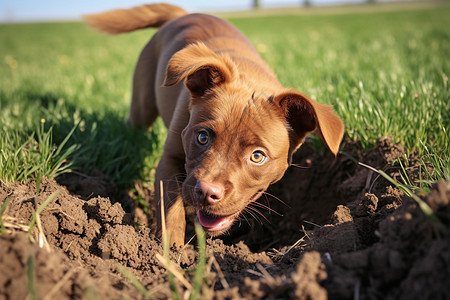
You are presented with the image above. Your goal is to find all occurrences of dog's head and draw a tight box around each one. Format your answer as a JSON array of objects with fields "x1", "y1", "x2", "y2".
[{"x1": 164, "y1": 42, "x2": 344, "y2": 235}]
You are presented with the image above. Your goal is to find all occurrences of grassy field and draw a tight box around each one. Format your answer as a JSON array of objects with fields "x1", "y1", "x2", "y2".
[{"x1": 0, "y1": 3, "x2": 449, "y2": 191}]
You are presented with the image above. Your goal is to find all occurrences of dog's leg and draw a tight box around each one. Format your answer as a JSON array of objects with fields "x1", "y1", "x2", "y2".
[
  {"x1": 154, "y1": 150, "x2": 186, "y2": 247},
  {"x1": 127, "y1": 42, "x2": 159, "y2": 128},
  {"x1": 153, "y1": 107, "x2": 190, "y2": 247},
  {"x1": 155, "y1": 168, "x2": 186, "y2": 247}
]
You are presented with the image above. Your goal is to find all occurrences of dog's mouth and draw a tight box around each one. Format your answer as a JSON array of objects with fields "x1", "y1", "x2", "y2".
[{"x1": 196, "y1": 209, "x2": 237, "y2": 232}]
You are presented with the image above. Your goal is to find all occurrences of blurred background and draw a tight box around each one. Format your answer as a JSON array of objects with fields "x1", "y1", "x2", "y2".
[{"x1": 1, "y1": 0, "x2": 409, "y2": 23}]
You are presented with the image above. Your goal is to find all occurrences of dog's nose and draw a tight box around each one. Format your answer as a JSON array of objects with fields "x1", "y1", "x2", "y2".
[{"x1": 194, "y1": 181, "x2": 224, "y2": 205}]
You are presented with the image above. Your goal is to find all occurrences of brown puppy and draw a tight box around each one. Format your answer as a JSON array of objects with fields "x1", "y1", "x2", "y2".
[{"x1": 84, "y1": 4, "x2": 344, "y2": 247}]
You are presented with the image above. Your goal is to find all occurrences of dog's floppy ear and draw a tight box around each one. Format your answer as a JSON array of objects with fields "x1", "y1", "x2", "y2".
[
  {"x1": 273, "y1": 90, "x2": 344, "y2": 156},
  {"x1": 164, "y1": 42, "x2": 237, "y2": 98}
]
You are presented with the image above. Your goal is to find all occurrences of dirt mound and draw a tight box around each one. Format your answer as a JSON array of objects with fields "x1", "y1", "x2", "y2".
[{"x1": 1, "y1": 139, "x2": 449, "y2": 299}]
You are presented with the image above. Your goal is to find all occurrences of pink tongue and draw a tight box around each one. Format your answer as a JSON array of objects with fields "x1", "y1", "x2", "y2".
[{"x1": 197, "y1": 209, "x2": 235, "y2": 231}]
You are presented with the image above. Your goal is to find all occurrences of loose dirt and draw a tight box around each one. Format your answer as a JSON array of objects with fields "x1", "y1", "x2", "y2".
[{"x1": 1, "y1": 138, "x2": 449, "y2": 299}]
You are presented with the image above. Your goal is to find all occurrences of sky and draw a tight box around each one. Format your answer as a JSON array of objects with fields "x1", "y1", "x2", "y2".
[{"x1": 0, "y1": 0, "x2": 370, "y2": 23}]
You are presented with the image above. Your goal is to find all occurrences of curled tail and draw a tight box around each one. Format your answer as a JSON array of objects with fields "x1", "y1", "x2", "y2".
[{"x1": 83, "y1": 3, "x2": 187, "y2": 34}]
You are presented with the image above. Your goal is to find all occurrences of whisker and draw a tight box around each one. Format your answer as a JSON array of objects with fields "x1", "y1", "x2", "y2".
[
  {"x1": 262, "y1": 193, "x2": 271, "y2": 210},
  {"x1": 243, "y1": 207, "x2": 262, "y2": 225},
  {"x1": 290, "y1": 163, "x2": 310, "y2": 169},
  {"x1": 168, "y1": 128, "x2": 181, "y2": 135},
  {"x1": 161, "y1": 195, "x2": 176, "y2": 206},
  {"x1": 238, "y1": 211, "x2": 251, "y2": 226},
  {"x1": 166, "y1": 190, "x2": 181, "y2": 196},
  {"x1": 163, "y1": 175, "x2": 186, "y2": 188},
  {"x1": 251, "y1": 202, "x2": 283, "y2": 216},
  {"x1": 247, "y1": 206, "x2": 270, "y2": 224},
  {"x1": 263, "y1": 192, "x2": 290, "y2": 208}
]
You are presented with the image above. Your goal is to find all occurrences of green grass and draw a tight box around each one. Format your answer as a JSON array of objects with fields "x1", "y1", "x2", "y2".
[
  {"x1": 26, "y1": 253, "x2": 38, "y2": 300},
  {"x1": 0, "y1": 121, "x2": 77, "y2": 187},
  {"x1": 0, "y1": 22, "x2": 166, "y2": 188},
  {"x1": 0, "y1": 4, "x2": 449, "y2": 189},
  {"x1": 359, "y1": 162, "x2": 440, "y2": 223},
  {"x1": 0, "y1": 197, "x2": 11, "y2": 234},
  {"x1": 28, "y1": 190, "x2": 59, "y2": 242},
  {"x1": 190, "y1": 224, "x2": 207, "y2": 300},
  {"x1": 117, "y1": 265, "x2": 155, "y2": 300}
]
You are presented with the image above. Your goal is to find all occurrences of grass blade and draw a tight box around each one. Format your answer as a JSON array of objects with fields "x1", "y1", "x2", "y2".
[
  {"x1": 117, "y1": 265, "x2": 155, "y2": 300},
  {"x1": 0, "y1": 197, "x2": 11, "y2": 234},
  {"x1": 28, "y1": 190, "x2": 59, "y2": 241},
  {"x1": 190, "y1": 223, "x2": 206, "y2": 300},
  {"x1": 358, "y1": 162, "x2": 441, "y2": 224},
  {"x1": 27, "y1": 253, "x2": 38, "y2": 300}
]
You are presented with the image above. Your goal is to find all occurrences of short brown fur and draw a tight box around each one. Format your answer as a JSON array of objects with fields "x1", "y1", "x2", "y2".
[{"x1": 84, "y1": 4, "x2": 345, "y2": 246}]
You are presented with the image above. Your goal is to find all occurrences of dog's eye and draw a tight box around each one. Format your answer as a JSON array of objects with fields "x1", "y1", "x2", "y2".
[
  {"x1": 197, "y1": 130, "x2": 209, "y2": 145},
  {"x1": 250, "y1": 151, "x2": 266, "y2": 164}
]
